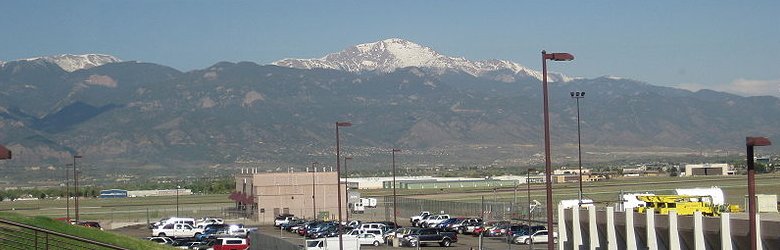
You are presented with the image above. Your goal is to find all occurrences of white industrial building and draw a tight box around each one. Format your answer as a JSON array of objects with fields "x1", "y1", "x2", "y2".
[
  {"x1": 683, "y1": 163, "x2": 733, "y2": 176},
  {"x1": 343, "y1": 175, "x2": 538, "y2": 189}
]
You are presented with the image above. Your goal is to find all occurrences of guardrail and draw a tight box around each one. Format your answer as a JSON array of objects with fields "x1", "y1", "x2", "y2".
[{"x1": 0, "y1": 218, "x2": 128, "y2": 250}]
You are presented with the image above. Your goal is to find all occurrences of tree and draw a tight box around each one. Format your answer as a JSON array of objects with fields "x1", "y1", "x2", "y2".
[{"x1": 667, "y1": 166, "x2": 679, "y2": 177}]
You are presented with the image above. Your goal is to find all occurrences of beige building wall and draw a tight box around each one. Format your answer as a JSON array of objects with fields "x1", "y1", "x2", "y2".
[{"x1": 235, "y1": 171, "x2": 348, "y2": 224}]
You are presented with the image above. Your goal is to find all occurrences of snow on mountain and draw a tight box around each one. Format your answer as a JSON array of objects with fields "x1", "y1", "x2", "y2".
[
  {"x1": 18, "y1": 54, "x2": 121, "y2": 72},
  {"x1": 273, "y1": 38, "x2": 571, "y2": 82}
]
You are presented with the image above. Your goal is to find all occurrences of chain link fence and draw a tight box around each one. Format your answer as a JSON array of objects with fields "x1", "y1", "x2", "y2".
[{"x1": 385, "y1": 196, "x2": 547, "y2": 224}]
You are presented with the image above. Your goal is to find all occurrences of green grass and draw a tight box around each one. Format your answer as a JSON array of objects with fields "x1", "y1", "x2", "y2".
[
  {"x1": 0, "y1": 194, "x2": 234, "y2": 223},
  {"x1": 0, "y1": 212, "x2": 171, "y2": 249}
]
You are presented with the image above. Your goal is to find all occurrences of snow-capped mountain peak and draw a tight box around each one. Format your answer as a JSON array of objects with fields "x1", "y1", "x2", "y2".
[
  {"x1": 18, "y1": 54, "x2": 121, "y2": 72},
  {"x1": 273, "y1": 38, "x2": 571, "y2": 82}
]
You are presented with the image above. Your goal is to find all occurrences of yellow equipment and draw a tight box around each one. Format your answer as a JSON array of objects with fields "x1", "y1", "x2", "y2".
[{"x1": 634, "y1": 195, "x2": 726, "y2": 216}]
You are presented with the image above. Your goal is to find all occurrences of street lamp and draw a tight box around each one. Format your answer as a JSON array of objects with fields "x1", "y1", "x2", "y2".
[
  {"x1": 746, "y1": 136, "x2": 771, "y2": 250},
  {"x1": 65, "y1": 163, "x2": 72, "y2": 221},
  {"x1": 391, "y1": 148, "x2": 401, "y2": 227},
  {"x1": 570, "y1": 91, "x2": 585, "y2": 205},
  {"x1": 343, "y1": 156, "x2": 353, "y2": 222},
  {"x1": 527, "y1": 168, "x2": 535, "y2": 228},
  {"x1": 73, "y1": 155, "x2": 82, "y2": 222},
  {"x1": 335, "y1": 121, "x2": 351, "y2": 250},
  {"x1": 311, "y1": 161, "x2": 318, "y2": 220},
  {"x1": 541, "y1": 50, "x2": 574, "y2": 250}
]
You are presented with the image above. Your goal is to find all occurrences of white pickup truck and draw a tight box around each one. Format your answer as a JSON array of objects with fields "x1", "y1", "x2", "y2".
[
  {"x1": 420, "y1": 214, "x2": 450, "y2": 228},
  {"x1": 152, "y1": 223, "x2": 203, "y2": 238},
  {"x1": 410, "y1": 211, "x2": 431, "y2": 227}
]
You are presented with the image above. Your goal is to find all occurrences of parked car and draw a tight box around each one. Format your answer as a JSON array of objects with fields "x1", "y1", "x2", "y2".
[
  {"x1": 193, "y1": 237, "x2": 249, "y2": 250},
  {"x1": 461, "y1": 220, "x2": 483, "y2": 235},
  {"x1": 76, "y1": 221, "x2": 103, "y2": 230},
  {"x1": 450, "y1": 218, "x2": 482, "y2": 234},
  {"x1": 513, "y1": 230, "x2": 558, "y2": 245},
  {"x1": 152, "y1": 217, "x2": 196, "y2": 228},
  {"x1": 435, "y1": 218, "x2": 460, "y2": 231},
  {"x1": 152, "y1": 223, "x2": 203, "y2": 238},
  {"x1": 196, "y1": 217, "x2": 224, "y2": 228},
  {"x1": 358, "y1": 223, "x2": 386, "y2": 232},
  {"x1": 357, "y1": 233, "x2": 385, "y2": 246},
  {"x1": 508, "y1": 225, "x2": 546, "y2": 244},
  {"x1": 274, "y1": 214, "x2": 296, "y2": 227},
  {"x1": 399, "y1": 228, "x2": 458, "y2": 247},
  {"x1": 146, "y1": 236, "x2": 174, "y2": 245},
  {"x1": 472, "y1": 220, "x2": 509, "y2": 237},
  {"x1": 172, "y1": 240, "x2": 202, "y2": 249},
  {"x1": 410, "y1": 211, "x2": 431, "y2": 227},
  {"x1": 420, "y1": 214, "x2": 450, "y2": 228}
]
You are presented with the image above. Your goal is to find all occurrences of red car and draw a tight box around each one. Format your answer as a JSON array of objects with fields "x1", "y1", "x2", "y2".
[{"x1": 210, "y1": 237, "x2": 249, "y2": 250}]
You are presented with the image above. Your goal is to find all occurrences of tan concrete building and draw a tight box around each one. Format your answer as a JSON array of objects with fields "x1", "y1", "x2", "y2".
[{"x1": 233, "y1": 169, "x2": 347, "y2": 224}]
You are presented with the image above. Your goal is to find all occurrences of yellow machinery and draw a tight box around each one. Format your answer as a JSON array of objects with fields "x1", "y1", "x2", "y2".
[{"x1": 634, "y1": 195, "x2": 741, "y2": 216}]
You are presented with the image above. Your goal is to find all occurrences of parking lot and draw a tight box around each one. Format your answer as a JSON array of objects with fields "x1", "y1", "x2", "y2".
[{"x1": 258, "y1": 225, "x2": 552, "y2": 250}]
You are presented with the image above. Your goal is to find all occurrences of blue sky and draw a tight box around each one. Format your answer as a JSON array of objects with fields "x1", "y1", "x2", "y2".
[{"x1": 2, "y1": 1, "x2": 779, "y2": 96}]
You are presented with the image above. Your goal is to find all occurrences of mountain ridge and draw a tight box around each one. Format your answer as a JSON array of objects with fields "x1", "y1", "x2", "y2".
[
  {"x1": 5, "y1": 54, "x2": 121, "y2": 72},
  {"x1": 273, "y1": 38, "x2": 571, "y2": 82},
  {"x1": 0, "y1": 47, "x2": 778, "y2": 176}
]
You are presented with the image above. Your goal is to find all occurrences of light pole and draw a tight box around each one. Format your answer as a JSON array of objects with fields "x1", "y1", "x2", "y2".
[
  {"x1": 527, "y1": 168, "x2": 536, "y2": 250},
  {"x1": 65, "y1": 163, "x2": 72, "y2": 221},
  {"x1": 541, "y1": 50, "x2": 574, "y2": 250},
  {"x1": 391, "y1": 148, "x2": 401, "y2": 227},
  {"x1": 176, "y1": 185, "x2": 180, "y2": 217},
  {"x1": 571, "y1": 91, "x2": 585, "y2": 205},
  {"x1": 746, "y1": 137, "x2": 771, "y2": 250},
  {"x1": 311, "y1": 161, "x2": 318, "y2": 220},
  {"x1": 344, "y1": 156, "x2": 353, "y2": 222},
  {"x1": 73, "y1": 155, "x2": 82, "y2": 222},
  {"x1": 335, "y1": 121, "x2": 351, "y2": 250}
]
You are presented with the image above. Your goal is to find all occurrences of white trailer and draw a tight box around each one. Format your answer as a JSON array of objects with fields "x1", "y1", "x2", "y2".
[
  {"x1": 366, "y1": 198, "x2": 377, "y2": 208},
  {"x1": 352, "y1": 202, "x2": 365, "y2": 214}
]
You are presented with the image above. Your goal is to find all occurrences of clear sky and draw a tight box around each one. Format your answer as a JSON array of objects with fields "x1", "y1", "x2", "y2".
[{"x1": 2, "y1": 1, "x2": 779, "y2": 96}]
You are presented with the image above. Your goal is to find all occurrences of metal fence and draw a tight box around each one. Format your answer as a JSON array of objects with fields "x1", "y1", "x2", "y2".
[
  {"x1": 250, "y1": 231, "x2": 301, "y2": 250},
  {"x1": 386, "y1": 196, "x2": 547, "y2": 224}
]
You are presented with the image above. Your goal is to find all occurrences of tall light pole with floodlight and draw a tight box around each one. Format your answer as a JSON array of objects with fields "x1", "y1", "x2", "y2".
[
  {"x1": 73, "y1": 155, "x2": 82, "y2": 222},
  {"x1": 571, "y1": 91, "x2": 585, "y2": 205},
  {"x1": 527, "y1": 167, "x2": 534, "y2": 229},
  {"x1": 335, "y1": 121, "x2": 351, "y2": 250},
  {"x1": 746, "y1": 137, "x2": 771, "y2": 250},
  {"x1": 391, "y1": 148, "x2": 401, "y2": 227},
  {"x1": 541, "y1": 50, "x2": 574, "y2": 249},
  {"x1": 65, "y1": 163, "x2": 72, "y2": 221},
  {"x1": 343, "y1": 156, "x2": 353, "y2": 221},
  {"x1": 176, "y1": 185, "x2": 181, "y2": 217},
  {"x1": 311, "y1": 161, "x2": 318, "y2": 220}
]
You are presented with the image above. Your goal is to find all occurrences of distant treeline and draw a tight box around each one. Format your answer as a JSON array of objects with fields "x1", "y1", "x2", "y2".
[{"x1": 0, "y1": 177, "x2": 234, "y2": 201}]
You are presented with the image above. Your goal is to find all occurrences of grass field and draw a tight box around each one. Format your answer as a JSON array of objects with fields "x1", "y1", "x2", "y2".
[
  {"x1": 1, "y1": 173, "x2": 777, "y2": 225},
  {"x1": 0, "y1": 194, "x2": 236, "y2": 226}
]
